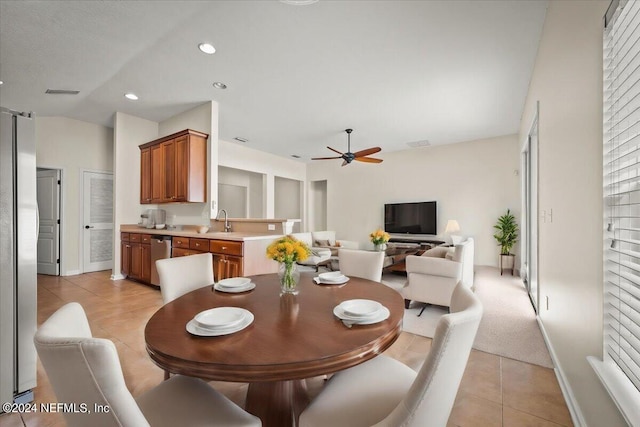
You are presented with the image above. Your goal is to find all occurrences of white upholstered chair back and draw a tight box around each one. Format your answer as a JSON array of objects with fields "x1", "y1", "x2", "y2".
[
  {"x1": 381, "y1": 284, "x2": 483, "y2": 426},
  {"x1": 34, "y1": 302, "x2": 151, "y2": 427},
  {"x1": 338, "y1": 248, "x2": 385, "y2": 282},
  {"x1": 156, "y1": 252, "x2": 214, "y2": 305},
  {"x1": 452, "y1": 237, "x2": 474, "y2": 289}
]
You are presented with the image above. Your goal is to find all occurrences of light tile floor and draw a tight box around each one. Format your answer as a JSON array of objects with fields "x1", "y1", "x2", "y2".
[{"x1": 1, "y1": 271, "x2": 573, "y2": 426}]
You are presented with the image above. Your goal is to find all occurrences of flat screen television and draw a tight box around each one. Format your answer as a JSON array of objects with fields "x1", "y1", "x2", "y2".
[{"x1": 384, "y1": 201, "x2": 437, "y2": 235}]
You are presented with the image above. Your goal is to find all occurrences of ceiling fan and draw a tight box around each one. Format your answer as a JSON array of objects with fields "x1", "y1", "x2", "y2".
[{"x1": 312, "y1": 129, "x2": 383, "y2": 166}]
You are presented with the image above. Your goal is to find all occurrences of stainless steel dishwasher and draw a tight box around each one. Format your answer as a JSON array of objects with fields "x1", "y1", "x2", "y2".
[{"x1": 150, "y1": 236, "x2": 172, "y2": 286}]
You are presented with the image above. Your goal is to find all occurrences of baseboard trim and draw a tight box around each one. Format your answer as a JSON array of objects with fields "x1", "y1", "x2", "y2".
[
  {"x1": 62, "y1": 270, "x2": 80, "y2": 277},
  {"x1": 536, "y1": 317, "x2": 587, "y2": 427},
  {"x1": 111, "y1": 273, "x2": 125, "y2": 281}
]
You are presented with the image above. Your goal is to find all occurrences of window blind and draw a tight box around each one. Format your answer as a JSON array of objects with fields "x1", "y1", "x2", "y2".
[{"x1": 604, "y1": 0, "x2": 640, "y2": 395}]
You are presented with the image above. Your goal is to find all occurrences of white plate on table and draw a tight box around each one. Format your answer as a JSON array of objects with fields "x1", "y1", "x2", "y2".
[
  {"x1": 318, "y1": 271, "x2": 346, "y2": 282},
  {"x1": 314, "y1": 276, "x2": 350, "y2": 285},
  {"x1": 338, "y1": 299, "x2": 383, "y2": 317},
  {"x1": 333, "y1": 305, "x2": 390, "y2": 325},
  {"x1": 187, "y1": 310, "x2": 254, "y2": 336},
  {"x1": 213, "y1": 282, "x2": 256, "y2": 293},
  {"x1": 194, "y1": 307, "x2": 246, "y2": 329},
  {"x1": 217, "y1": 277, "x2": 251, "y2": 288}
]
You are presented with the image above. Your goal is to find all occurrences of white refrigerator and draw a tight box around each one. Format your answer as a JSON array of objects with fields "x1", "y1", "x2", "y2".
[{"x1": 0, "y1": 107, "x2": 37, "y2": 407}]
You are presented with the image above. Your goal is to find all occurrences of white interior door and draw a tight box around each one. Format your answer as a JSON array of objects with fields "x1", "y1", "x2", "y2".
[
  {"x1": 83, "y1": 171, "x2": 113, "y2": 272},
  {"x1": 36, "y1": 169, "x2": 61, "y2": 275}
]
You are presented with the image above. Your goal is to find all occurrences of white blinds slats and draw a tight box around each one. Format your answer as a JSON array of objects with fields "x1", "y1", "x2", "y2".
[{"x1": 604, "y1": 0, "x2": 640, "y2": 394}]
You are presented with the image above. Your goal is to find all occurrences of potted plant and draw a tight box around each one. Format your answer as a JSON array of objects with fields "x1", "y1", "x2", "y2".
[{"x1": 493, "y1": 209, "x2": 518, "y2": 275}]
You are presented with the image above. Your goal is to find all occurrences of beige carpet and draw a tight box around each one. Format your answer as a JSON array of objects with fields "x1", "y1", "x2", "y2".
[{"x1": 394, "y1": 266, "x2": 554, "y2": 368}]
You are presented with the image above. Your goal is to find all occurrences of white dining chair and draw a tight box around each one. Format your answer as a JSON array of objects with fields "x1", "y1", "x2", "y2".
[
  {"x1": 34, "y1": 302, "x2": 262, "y2": 427},
  {"x1": 156, "y1": 252, "x2": 214, "y2": 305},
  {"x1": 298, "y1": 282, "x2": 482, "y2": 427},
  {"x1": 338, "y1": 248, "x2": 385, "y2": 282}
]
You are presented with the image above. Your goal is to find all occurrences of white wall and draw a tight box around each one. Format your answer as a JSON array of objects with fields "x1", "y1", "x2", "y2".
[
  {"x1": 518, "y1": 1, "x2": 625, "y2": 425},
  {"x1": 35, "y1": 116, "x2": 113, "y2": 276},
  {"x1": 112, "y1": 112, "x2": 159, "y2": 278},
  {"x1": 218, "y1": 139, "x2": 306, "y2": 221},
  {"x1": 308, "y1": 134, "x2": 520, "y2": 264},
  {"x1": 219, "y1": 166, "x2": 265, "y2": 218},
  {"x1": 274, "y1": 176, "x2": 302, "y2": 232}
]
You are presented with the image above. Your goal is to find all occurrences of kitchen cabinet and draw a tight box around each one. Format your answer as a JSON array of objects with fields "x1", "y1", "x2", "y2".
[
  {"x1": 121, "y1": 232, "x2": 151, "y2": 283},
  {"x1": 140, "y1": 129, "x2": 208, "y2": 204},
  {"x1": 140, "y1": 148, "x2": 152, "y2": 203},
  {"x1": 210, "y1": 239, "x2": 244, "y2": 281},
  {"x1": 121, "y1": 233, "x2": 131, "y2": 276}
]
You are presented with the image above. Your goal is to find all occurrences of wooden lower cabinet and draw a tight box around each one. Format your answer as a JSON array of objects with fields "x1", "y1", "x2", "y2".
[
  {"x1": 172, "y1": 247, "x2": 206, "y2": 258},
  {"x1": 213, "y1": 254, "x2": 243, "y2": 282},
  {"x1": 121, "y1": 241, "x2": 131, "y2": 276},
  {"x1": 130, "y1": 242, "x2": 151, "y2": 283},
  {"x1": 121, "y1": 232, "x2": 151, "y2": 283}
]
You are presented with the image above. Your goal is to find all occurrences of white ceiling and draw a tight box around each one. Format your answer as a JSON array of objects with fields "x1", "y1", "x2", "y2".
[{"x1": 0, "y1": 0, "x2": 548, "y2": 161}]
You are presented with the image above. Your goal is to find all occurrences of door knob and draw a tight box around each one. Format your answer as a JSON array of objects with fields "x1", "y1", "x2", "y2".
[{"x1": 85, "y1": 225, "x2": 94, "y2": 229}]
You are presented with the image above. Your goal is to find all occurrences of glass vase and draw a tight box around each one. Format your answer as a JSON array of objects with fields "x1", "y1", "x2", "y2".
[
  {"x1": 374, "y1": 243, "x2": 387, "y2": 252},
  {"x1": 278, "y1": 262, "x2": 300, "y2": 295}
]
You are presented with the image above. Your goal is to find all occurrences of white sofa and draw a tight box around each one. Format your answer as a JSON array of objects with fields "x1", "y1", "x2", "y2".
[
  {"x1": 291, "y1": 231, "x2": 359, "y2": 271},
  {"x1": 402, "y1": 237, "x2": 474, "y2": 310}
]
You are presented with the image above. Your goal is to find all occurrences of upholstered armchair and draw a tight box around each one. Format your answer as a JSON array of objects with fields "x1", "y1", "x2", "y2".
[{"x1": 402, "y1": 238, "x2": 474, "y2": 313}]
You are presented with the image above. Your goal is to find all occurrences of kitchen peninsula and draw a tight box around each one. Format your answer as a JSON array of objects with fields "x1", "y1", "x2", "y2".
[{"x1": 120, "y1": 218, "x2": 299, "y2": 286}]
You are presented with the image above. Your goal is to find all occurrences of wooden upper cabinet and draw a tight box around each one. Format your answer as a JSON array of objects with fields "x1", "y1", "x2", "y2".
[
  {"x1": 150, "y1": 143, "x2": 164, "y2": 203},
  {"x1": 140, "y1": 148, "x2": 152, "y2": 204},
  {"x1": 139, "y1": 129, "x2": 208, "y2": 204}
]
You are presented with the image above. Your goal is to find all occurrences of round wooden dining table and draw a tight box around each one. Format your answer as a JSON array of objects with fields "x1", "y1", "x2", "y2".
[{"x1": 145, "y1": 273, "x2": 404, "y2": 427}]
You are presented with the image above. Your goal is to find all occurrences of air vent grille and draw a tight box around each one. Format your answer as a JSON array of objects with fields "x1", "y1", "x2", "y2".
[
  {"x1": 407, "y1": 140, "x2": 431, "y2": 148},
  {"x1": 45, "y1": 89, "x2": 80, "y2": 95}
]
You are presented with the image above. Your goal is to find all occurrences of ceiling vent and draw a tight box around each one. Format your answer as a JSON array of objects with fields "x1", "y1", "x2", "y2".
[
  {"x1": 45, "y1": 89, "x2": 80, "y2": 95},
  {"x1": 407, "y1": 140, "x2": 431, "y2": 148}
]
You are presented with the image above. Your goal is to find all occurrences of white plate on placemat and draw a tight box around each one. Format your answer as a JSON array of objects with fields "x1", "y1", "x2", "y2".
[
  {"x1": 333, "y1": 305, "x2": 390, "y2": 325},
  {"x1": 213, "y1": 282, "x2": 256, "y2": 293},
  {"x1": 194, "y1": 307, "x2": 246, "y2": 329},
  {"x1": 338, "y1": 299, "x2": 383, "y2": 317},
  {"x1": 187, "y1": 310, "x2": 254, "y2": 336},
  {"x1": 318, "y1": 271, "x2": 347, "y2": 282},
  {"x1": 217, "y1": 277, "x2": 251, "y2": 288},
  {"x1": 314, "y1": 276, "x2": 350, "y2": 285}
]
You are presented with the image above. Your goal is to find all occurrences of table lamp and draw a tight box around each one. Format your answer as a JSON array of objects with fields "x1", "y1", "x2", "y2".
[{"x1": 445, "y1": 220, "x2": 462, "y2": 245}]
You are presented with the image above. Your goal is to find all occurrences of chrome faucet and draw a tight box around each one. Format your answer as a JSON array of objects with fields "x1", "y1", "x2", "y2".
[{"x1": 216, "y1": 209, "x2": 231, "y2": 232}]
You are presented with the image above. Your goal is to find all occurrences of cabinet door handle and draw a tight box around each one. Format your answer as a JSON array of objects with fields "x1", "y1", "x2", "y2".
[
  {"x1": 126, "y1": 245, "x2": 131, "y2": 248},
  {"x1": 195, "y1": 243, "x2": 200, "y2": 247},
  {"x1": 221, "y1": 246, "x2": 227, "y2": 250}
]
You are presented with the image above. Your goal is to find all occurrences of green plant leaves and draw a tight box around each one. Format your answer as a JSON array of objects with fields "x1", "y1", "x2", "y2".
[{"x1": 493, "y1": 209, "x2": 519, "y2": 255}]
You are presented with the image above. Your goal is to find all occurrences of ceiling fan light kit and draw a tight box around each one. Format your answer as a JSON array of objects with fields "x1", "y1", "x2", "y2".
[{"x1": 312, "y1": 128, "x2": 383, "y2": 166}]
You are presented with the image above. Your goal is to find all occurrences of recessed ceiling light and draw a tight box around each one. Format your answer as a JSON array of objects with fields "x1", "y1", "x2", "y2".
[
  {"x1": 0, "y1": 81, "x2": 3, "y2": 85},
  {"x1": 124, "y1": 93, "x2": 139, "y2": 101},
  {"x1": 234, "y1": 137, "x2": 248, "y2": 143},
  {"x1": 198, "y1": 43, "x2": 216, "y2": 54},
  {"x1": 213, "y1": 82, "x2": 227, "y2": 90}
]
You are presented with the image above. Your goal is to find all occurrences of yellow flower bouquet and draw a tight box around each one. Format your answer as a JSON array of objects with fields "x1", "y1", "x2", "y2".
[
  {"x1": 266, "y1": 235, "x2": 311, "y2": 294},
  {"x1": 369, "y1": 229, "x2": 390, "y2": 245}
]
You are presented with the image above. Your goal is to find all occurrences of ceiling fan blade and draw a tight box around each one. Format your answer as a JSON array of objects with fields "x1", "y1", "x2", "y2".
[
  {"x1": 354, "y1": 156, "x2": 383, "y2": 163},
  {"x1": 327, "y1": 146, "x2": 344, "y2": 155},
  {"x1": 353, "y1": 147, "x2": 381, "y2": 158},
  {"x1": 311, "y1": 156, "x2": 343, "y2": 160}
]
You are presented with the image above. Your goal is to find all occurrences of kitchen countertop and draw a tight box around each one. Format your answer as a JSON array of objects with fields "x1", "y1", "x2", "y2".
[{"x1": 120, "y1": 224, "x2": 281, "y2": 241}]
